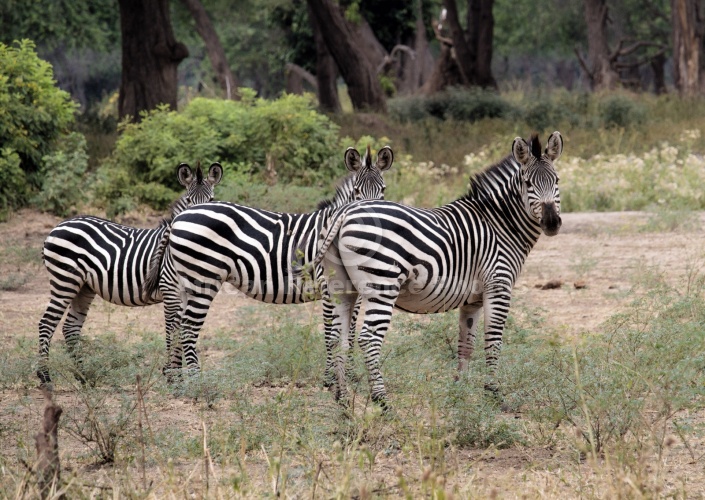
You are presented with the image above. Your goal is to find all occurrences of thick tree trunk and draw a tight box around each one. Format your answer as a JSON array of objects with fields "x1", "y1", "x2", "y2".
[
  {"x1": 118, "y1": 0, "x2": 188, "y2": 122},
  {"x1": 671, "y1": 0, "x2": 704, "y2": 95},
  {"x1": 308, "y1": 2, "x2": 341, "y2": 113},
  {"x1": 473, "y1": 0, "x2": 496, "y2": 87},
  {"x1": 651, "y1": 52, "x2": 667, "y2": 94},
  {"x1": 420, "y1": 42, "x2": 465, "y2": 94},
  {"x1": 306, "y1": 0, "x2": 387, "y2": 112},
  {"x1": 439, "y1": 0, "x2": 496, "y2": 88},
  {"x1": 582, "y1": 0, "x2": 619, "y2": 90},
  {"x1": 179, "y1": 0, "x2": 240, "y2": 100},
  {"x1": 399, "y1": 2, "x2": 435, "y2": 95}
]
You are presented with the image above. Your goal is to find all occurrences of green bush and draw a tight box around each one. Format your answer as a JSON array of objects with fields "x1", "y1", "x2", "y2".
[
  {"x1": 0, "y1": 40, "x2": 77, "y2": 184},
  {"x1": 0, "y1": 148, "x2": 25, "y2": 220},
  {"x1": 388, "y1": 88, "x2": 515, "y2": 123},
  {"x1": 34, "y1": 132, "x2": 89, "y2": 216},
  {"x1": 598, "y1": 94, "x2": 646, "y2": 129},
  {"x1": 96, "y1": 92, "x2": 342, "y2": 215}
]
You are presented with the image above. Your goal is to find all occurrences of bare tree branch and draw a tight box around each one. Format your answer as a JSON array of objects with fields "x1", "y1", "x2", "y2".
[
  {"x1": 285, "y1": 63, "x2": 318, "y2": 89},
  {"x1": 614, "y1": 47, "x2": 667, "y2": 69},
  {"x1": 574, "y1": 46, "x2": 593, "y2": 80},
  {"x1": 376, "y1": 45, "x2": 416, "y2": 74}
]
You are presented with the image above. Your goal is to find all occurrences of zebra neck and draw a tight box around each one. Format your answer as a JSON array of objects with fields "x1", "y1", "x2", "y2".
[{"x1": 457, "y1": 174, "x2": 542, "y2": 254}]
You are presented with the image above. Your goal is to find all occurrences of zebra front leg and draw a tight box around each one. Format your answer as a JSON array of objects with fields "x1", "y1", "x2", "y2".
[
  {"x1": 456, "y1": 302, "x2": 482, "y2": 378},
  {"x1": 62, "y1": 286, "x2": 96, "y2": 385},
  {"x1": 482, "y1": 281, "x2": 512, "y2": 397}
]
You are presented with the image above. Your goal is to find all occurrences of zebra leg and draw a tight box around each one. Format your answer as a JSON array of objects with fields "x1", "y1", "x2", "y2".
[
  {"x1": 62, "y1": 286, "x2": 96, "y2": 383},
  {"x1": 321, "y1": 281, "x2": 336, "y2": 388},
  {"x1": 482, "y1": 281, "x2": 513, "y2": 396},
  {"x1": 161, "y1": 287, "x2": 184, "y2": 382},
  {"x1": 37, "y1": 292, "x2": 75, "y2": 386},
  {"x1": 457, "y1": 302, "x2": 482, "y2": 375},
  {"x1": 346, "y1": 294, "x2": 362, "y2": 382},
  {"x1": 179, "y1": 277, "x2": 222, "y2": 375},
  {"x1": 322, "y1": 286, "x2": 362, "y2": 388},
  {"x1": 329, "y1": 293, "x2": 356, "y2": 405},
  {"x1": 357, "y1": 293, "x2": 396, "y2": 411}
]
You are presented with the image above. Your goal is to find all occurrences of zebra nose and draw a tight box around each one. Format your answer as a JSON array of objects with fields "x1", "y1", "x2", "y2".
[{"x1": 540, "y1": 201, "x2": 561, "y2": 237}]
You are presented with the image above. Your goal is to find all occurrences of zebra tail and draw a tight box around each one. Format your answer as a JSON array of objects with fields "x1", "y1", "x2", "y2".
[
  {"x1": 141, "y1": 224, "x2": 171, "y2": 300},
  {"x1": 296, "y1": 207, "x2": 349, "y2": 279}
]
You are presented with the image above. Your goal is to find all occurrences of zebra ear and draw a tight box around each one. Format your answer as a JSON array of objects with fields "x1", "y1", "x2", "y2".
[
  {"x1": 208, "y1": 162, "x2": 224, "y2": 185},
  {"x1": 344, "y1": 147, "x2": 362, "y2": 172},
  {"x1": 544, "y1": 131, "x2": 563, "y2": 162},
  {"x1": 512, "y1": 137, "x2": 532, "y2": 166},
  {"x1": 376, "y1": 146, "x2": 394, "y2": 171},
  {"x1": 177, "y1": 163, "x2": 193, "y2": 186}
]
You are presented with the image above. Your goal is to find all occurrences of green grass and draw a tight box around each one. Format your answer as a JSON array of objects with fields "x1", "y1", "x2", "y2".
[{"x1": 3, "y1": 268, "x2": 705, "y2": 496}]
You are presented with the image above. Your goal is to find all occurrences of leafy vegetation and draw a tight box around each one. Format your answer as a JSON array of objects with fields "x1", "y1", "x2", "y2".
[
  {"x1": 0, "y1": 40, "x2": 77, "y2": 218},
  {"x1": 94, "y1": 91, "x2": 343, "y2": 216},
  {"x1": 2, "y1": 264, "x2": 705, "y2": 496}
]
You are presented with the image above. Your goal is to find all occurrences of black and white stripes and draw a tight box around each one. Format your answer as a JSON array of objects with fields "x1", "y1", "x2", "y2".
[
  {"x1": 142, "y1": 146, "x2": 393, "y2": 374},
  {"x1": 37, "y1": 162, "x2": 223, "y2": 385},
  {"x1": 311, "y1": 132, "x2": 563, "y2": 407}
]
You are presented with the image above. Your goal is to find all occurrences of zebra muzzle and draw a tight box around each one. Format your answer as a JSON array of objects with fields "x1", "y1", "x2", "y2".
[{"x1": 540, "y1": 202, "x2": 561, "y2": 236}]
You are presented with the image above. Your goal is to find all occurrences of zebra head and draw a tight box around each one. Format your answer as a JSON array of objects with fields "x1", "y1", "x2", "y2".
[
  {"x1": 512, "y1": 131, "x2": 563, "y2": 237},
  {"x1": 177, "y1": 161, "x2": 224, "y2": 206},
  {"x1": 344, "y1": 145, "x2": 393, "y2": 200}
]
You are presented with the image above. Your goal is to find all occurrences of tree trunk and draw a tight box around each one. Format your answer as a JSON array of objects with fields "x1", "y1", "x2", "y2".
[
  {"x1": 399, "y1": 2, "x2": 435, "y2": 95},
  {"x1": 582, "y1": 0, "x2": 619, "y2": 90},
  {"x1": 118, "y1": 0, "x2": 189, "y2": 122},
  {"x1": 473, "y1": 0, "x2": 496, "y2": 87},
  {"x1": 439, "y1": 0, "x2": 496, "y2": 88},
  {"x1": 671, "y1": 0, "x2": 704, "y2": 95},
  {"x1": 306, "y1": 0, "x2": 387, "y2": 112},
  {"x1": 651, "y1": 52, "x2": 667, "y2": 94},
  {"x1": 179, "y1": 0, "x2": 240, "y2": 100},
  {"x1": 308, "y1": 1, "x2": 341, "y2": 113}
]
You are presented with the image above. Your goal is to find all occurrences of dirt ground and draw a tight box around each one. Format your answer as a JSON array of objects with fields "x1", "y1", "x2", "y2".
[{"x1": 2, "y1": 208, "x2": 705, "y2": 496}]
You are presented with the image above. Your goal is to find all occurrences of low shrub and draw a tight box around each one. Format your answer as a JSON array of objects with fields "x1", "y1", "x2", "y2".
[
  {"x1": 95, "y1": 91, "x2": 342, "y2": 215},
  {"x1": 389, "y1": 87, "x2": 516, "y2": 123},
  {"x1": 34, "y1": 132, "x2": 89, "y2": 216},
  {"x1": 598, "y1": 94, "x2": 646, "y2": 129}
]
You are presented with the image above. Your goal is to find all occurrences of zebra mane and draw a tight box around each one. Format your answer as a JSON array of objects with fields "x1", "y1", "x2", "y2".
[
  {"x1": 316, "y1": 173, "x2": 356, "y2": 211},
  {"x1": 463, "y1": 155, "x2": 520, "y2": 201}
]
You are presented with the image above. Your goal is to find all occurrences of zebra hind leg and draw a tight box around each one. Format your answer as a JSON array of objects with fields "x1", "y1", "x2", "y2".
[
  {"x1": 62, "y1": 286, "x2": 96, "y2": 385},
  {"x1": 346, "y1": 294, "x2": 363, "y2": 383},
  {"x1": 357, "y1": 295, "x2": 395, "y2": 412},
  {"x1": 37, "y1": 292, "x2": 75, "y2": 388},
  {"x1": 161, "y1": 289, "x2": 184, "y2": 384}
]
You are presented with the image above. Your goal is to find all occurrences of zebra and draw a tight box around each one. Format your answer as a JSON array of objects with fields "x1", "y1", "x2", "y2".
[
  {"x1": 142, "y1": 146, "x2": 393, "y2": 377},
  {"x1": 305, "y1": 132, "x2": 563, "y2": 409},
  {"x1": 37, "y1": 162, "x2": 223, "y2": 386}
]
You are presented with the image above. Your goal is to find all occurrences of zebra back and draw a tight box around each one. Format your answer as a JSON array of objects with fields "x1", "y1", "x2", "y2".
[{"x1": 142, "y1": 146, "x2": 395, "y2": 300}]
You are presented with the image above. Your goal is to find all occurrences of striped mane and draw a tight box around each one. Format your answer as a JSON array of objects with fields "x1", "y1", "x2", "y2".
[
  {"x1": 462, "y1": 155, "x2": 519, "y2": 202},
  {"x1": 316, "y1": 173, "x2": 357, "y2": 210}
]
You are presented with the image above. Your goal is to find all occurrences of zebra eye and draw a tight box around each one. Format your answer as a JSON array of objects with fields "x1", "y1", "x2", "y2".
[{"x1": 524, "y1": 178, "x2": 532, "y2": 188}]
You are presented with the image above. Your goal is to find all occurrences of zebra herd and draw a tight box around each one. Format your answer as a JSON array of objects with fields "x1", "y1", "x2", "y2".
[{"x1": 38, "y1": 132, "x2": 563, "y2": 410}]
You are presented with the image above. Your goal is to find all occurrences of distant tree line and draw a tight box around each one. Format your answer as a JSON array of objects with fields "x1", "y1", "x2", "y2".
[{"x1": 1, "y1": 0, "x2": 703, "y2": 120}]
